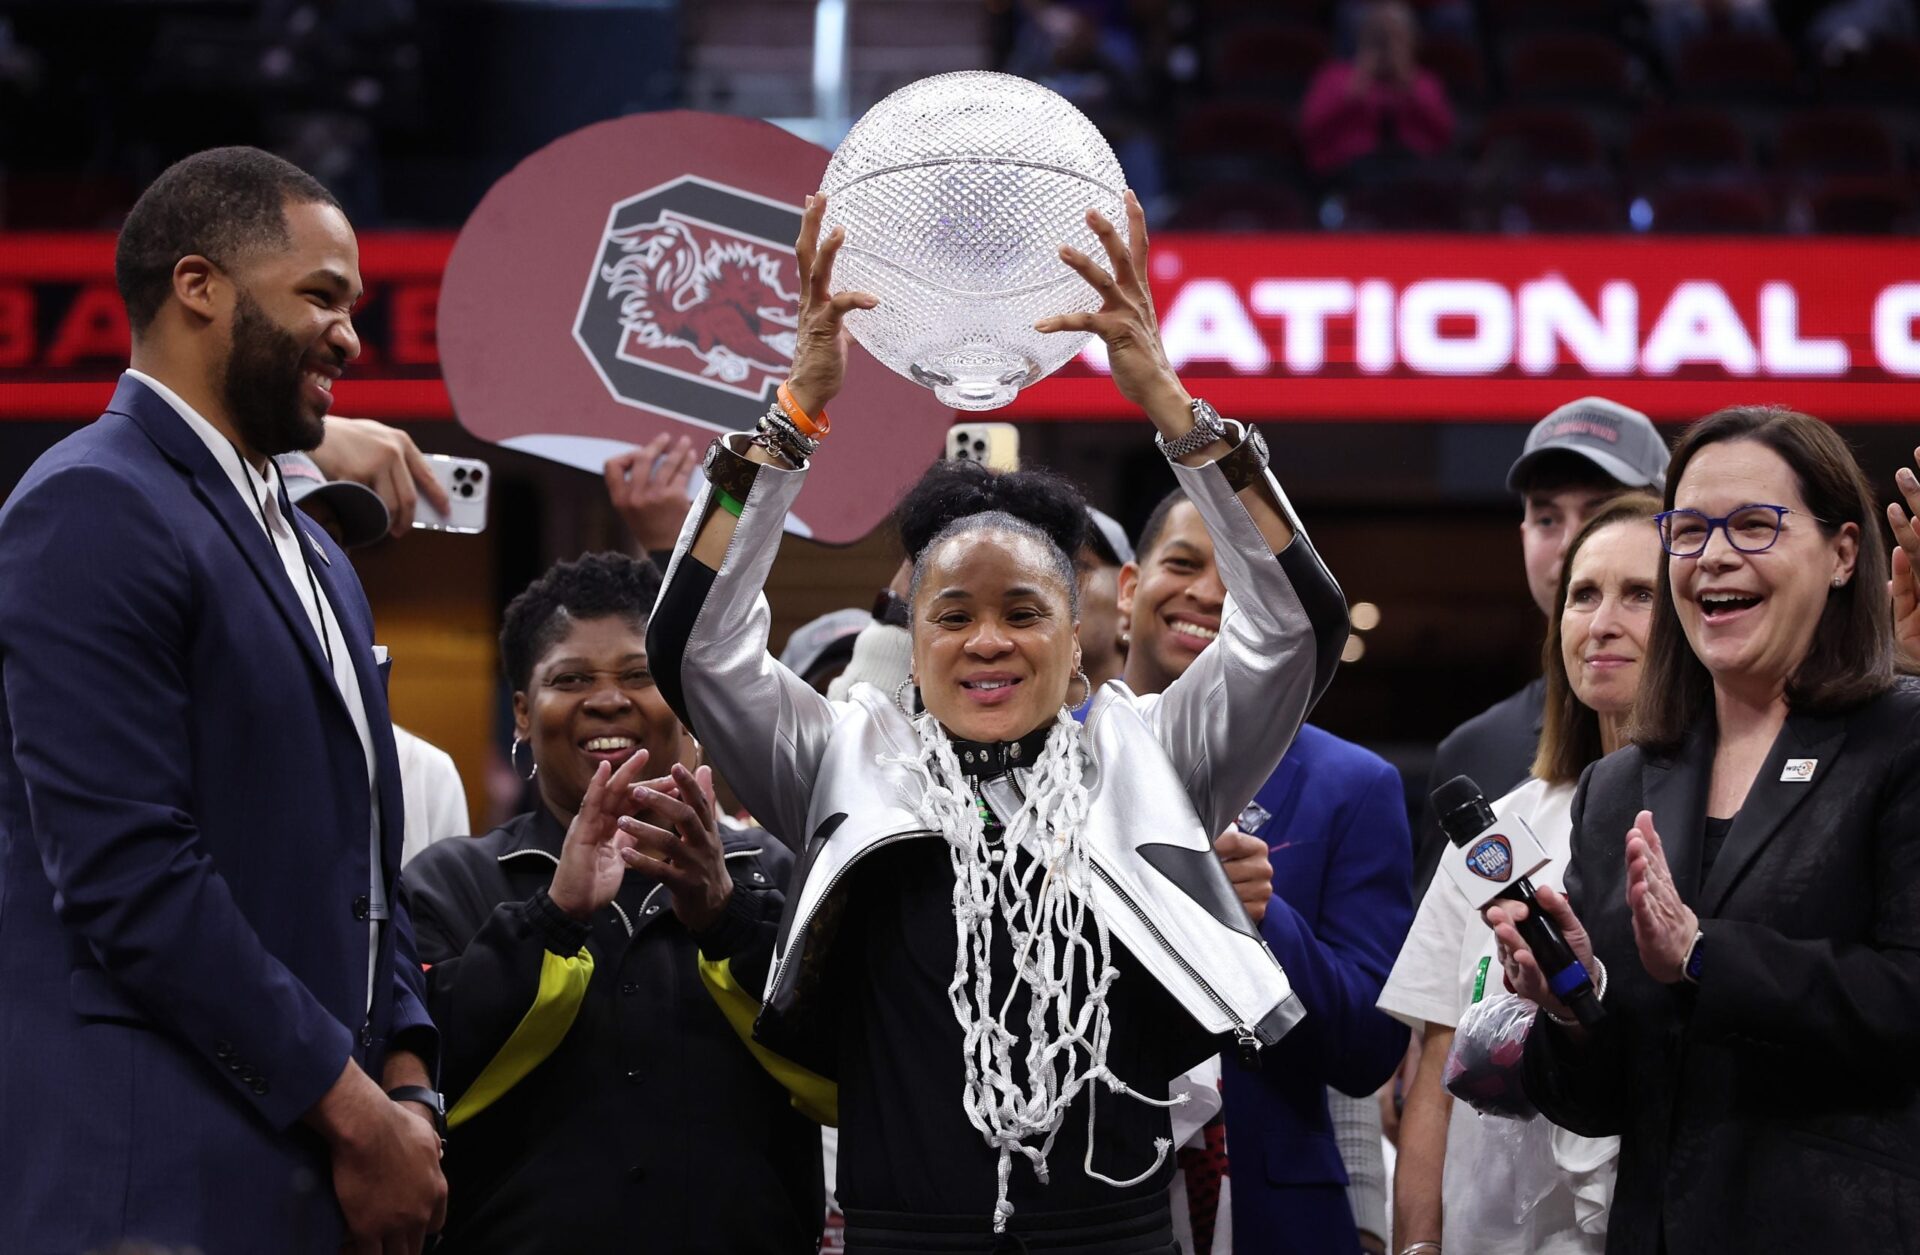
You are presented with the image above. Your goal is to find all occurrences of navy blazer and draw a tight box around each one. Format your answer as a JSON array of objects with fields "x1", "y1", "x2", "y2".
[
  {"x1": 0, "y1": 376, "x2": 436, "y2": 1255},
  {"x1": 1220, "y1": 724, "x2": 1413, "y2": 1254}
]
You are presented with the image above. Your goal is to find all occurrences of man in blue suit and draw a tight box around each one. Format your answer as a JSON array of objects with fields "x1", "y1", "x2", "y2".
[
  {"x1": 1121, "y1": 489, "x2": 1413, "y2": 1254},
  {"x1": 0, "y1": 148, "x2": 446, "y2": 1254}
]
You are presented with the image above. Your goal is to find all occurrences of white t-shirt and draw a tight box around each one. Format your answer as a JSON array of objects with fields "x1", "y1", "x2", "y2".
[
  {"x1": 1378, "y1": 777, "x2": 1618, "y2": 1255},
  {"x1": 394, "y1": 726, "x2": 471, "y2": 866}
]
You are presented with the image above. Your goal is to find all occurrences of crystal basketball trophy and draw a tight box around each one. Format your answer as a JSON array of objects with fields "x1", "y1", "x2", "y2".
[{"x1": 820, "y1": 71, "x2": 1127, "y2": 411}]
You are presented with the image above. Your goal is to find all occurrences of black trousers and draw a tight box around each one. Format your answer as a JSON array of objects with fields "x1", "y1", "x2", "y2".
[{"x1": 843, "y1": 1193, "x2": 1179, "y2": 1255}]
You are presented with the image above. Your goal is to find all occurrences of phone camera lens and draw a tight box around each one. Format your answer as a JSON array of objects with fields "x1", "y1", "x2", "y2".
[
  {"x1": 467, "y1": 469, "x2": 483, "y2": 485},
  {"x1": 459, "y1": 483, "x2": 475, "y2": 498},
  {"x1": 972, "y1": 439, "x2": 987, "y2": 453},
  {"x1": 453, "y1": 468, "x2": 467, "y2": 482}
]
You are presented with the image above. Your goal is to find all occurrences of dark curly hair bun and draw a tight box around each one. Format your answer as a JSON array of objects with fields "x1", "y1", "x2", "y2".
[{"x1": 894, "y1": 458, "x2": 1090, "y2": 561}]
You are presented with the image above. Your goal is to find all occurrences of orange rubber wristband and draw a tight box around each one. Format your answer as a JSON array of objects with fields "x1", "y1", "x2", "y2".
[{"x1": 777, "y1": 382, "x2": 831, "y2": 439}]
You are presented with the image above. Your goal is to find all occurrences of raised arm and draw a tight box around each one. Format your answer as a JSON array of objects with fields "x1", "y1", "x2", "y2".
[
  {"x1": 1040, "y1": 194, "x2": 1347, "y2": 835},
  {"x1": 646, "y1": 195, "x2": 879, "y2": 849}
]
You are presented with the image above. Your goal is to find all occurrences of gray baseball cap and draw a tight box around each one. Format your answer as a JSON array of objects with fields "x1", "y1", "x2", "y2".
[
  {"x1": 1506, "y1": 397, "x2": 1667, "y2": 494},
  {"x1": 276, "y1": 451, "x2": 392, "y2": 549},
  {"x1": 1084, "y1": 506, "x2": 1134, "y2": 567},
  {"x1": 780, "y1": 607, "x2": 870, "y2": 684}
]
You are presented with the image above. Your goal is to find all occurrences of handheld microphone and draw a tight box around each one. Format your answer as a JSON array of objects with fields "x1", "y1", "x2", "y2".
[{"x1": 1432, "y1": 775, "x2": 1604, "y2": 1028}]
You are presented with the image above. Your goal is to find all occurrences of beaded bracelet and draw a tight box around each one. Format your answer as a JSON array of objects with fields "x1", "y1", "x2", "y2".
[{"x1": 754, "y1": 403, "x2": 817, "y2": 467}]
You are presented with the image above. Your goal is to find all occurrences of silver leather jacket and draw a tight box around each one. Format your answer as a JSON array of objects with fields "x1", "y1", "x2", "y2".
[{"x1": 647, "y1": 424, "x2": 1349, "y2": 1071}]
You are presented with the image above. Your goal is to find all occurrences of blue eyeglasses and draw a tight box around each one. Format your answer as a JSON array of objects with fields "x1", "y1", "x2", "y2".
[{"x1": 1654, "y1": 504, "x2": 1815, "y2": 558}]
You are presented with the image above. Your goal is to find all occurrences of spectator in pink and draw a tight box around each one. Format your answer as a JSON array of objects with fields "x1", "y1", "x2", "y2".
[{"x1": 1300, "y1": 0, "x2": 1454, "y2": 176}]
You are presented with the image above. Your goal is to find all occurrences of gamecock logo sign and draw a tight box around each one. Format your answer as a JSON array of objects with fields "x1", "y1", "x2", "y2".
[{"x1": 574, "y1": 176, "x2": 804, "y2": 426}]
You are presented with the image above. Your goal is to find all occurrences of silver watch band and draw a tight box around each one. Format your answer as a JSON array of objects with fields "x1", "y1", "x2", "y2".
[{"x1": 1155, "y1": 398, "x2": 1228, "y2": 461}]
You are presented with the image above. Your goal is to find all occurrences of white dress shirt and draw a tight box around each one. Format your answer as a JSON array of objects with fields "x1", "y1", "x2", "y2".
[{"x1": 125, "y1": 369, "x2": 386, "y2": 1009}]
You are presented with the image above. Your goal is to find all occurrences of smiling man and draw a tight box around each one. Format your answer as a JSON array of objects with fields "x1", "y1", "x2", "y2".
[
  {"x1": 1121, "y1": 490, "x2": 1413, "y2": 1254},
  {"x1": 0, "y1": 147, "x2": 444, "y2": 1254}
]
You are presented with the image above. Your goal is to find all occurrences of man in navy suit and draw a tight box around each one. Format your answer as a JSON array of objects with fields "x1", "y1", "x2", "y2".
[
  {"x1": 0, "y1": 148, "x2": 446, "y2": 1254},
  {"x1": 1121, "y1": 489, "x2": 1413, "y2": 1254}
]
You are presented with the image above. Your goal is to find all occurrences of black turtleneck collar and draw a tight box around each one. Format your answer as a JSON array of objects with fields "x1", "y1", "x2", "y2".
[{"x1": 949, "y1": 722, "x2": 1054, "y2": 780}]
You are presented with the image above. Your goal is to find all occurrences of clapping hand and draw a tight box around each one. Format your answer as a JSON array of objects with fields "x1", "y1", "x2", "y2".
[
  {"x1": 1035, "y1": 190, "x2": 1191, "y2": 421},
  {"x1": 1624, "y1": 810, "x2": 1698, "y2": 984},
  {"x1": 548, "y1": 749, "x2": 655, "y2": 921},
  {"x1": 617, "y1": 763, "x2": 734, "y2": 933},
  {"x1": 1889, "y1": 451, "x2": 1920, "y2": 670},
  {"x1": 784, "y1": 193, "x2": 879, "y2": 419}
]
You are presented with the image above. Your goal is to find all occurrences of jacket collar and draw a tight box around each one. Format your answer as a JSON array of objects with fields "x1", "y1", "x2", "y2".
[
  {"x1": 949, "y1": 722, "x2": 1055, "y2": 780},
  {"x1": 1642, "y1": 718, "x2": 1714, "y2": 906},
  {"x1": 497, "y1": 804, "x2": 570, "y2": 861},
  {"x1": 111, "y1": 373, "x2": 346, "y2": 702}
]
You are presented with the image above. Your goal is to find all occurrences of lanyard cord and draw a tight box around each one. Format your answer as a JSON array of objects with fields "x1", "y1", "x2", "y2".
[{"x1": 225, "y1": 441, "x2": 336, "y2": 672}]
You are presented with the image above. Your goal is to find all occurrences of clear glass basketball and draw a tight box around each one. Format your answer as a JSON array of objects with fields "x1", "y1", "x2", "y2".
[{"x1": 820, "y1": 71, "x2": 1127, "y2": 411}]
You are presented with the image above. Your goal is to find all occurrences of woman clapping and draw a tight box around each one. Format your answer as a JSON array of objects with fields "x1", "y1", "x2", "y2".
[{"x1": 1492, "y1": 407, "x2": 1920, "y2": 1254}]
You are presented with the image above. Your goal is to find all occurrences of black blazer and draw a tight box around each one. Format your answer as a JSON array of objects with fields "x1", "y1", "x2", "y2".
[{"x1": 1524, "y1": 682, "x2": 1920, "y2": 1255}]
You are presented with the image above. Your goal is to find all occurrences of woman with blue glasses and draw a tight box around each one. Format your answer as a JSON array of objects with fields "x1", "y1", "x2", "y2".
[{"x1": 1487, "y1": 405, "x2": 1920, "y2": 1255}]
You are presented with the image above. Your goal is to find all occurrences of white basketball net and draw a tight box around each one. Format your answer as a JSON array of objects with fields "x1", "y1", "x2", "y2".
[{"x1": 888, "y1": 708, "x2": 1180, "y2": 1233}]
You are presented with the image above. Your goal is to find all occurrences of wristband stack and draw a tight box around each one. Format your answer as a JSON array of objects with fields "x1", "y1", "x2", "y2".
[{"x1": 753, "y1": 383, "x2": 829, "y2": 467}]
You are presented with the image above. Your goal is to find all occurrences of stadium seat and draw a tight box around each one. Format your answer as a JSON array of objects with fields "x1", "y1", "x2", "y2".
[
  {"x1": 1203, "y1": 0, "x2": 1329, "y2": 29},
  {"x1": 1773, "y1": 108, "x2": 1901, "y2": 178},
  {"x1": 1214, "y1": 23, "x2": 1332, "y2": 100},
  {"x1": 1479, "y1": 105, "x2": 1605, "y2": 172},
  {"x1": 1503, "y1": 31, "x2": 1637, "y2": 106},
  {"x1": 1508, "y1": 178, "x2": 1627, "y2": 232},
  {"x1": 1342, "y1": 169, "x2": 1471, "y2": 230},
  {"x1": 1648, "y1": 183, "x2": 1776, "y2": 231},
  {"x1": 1168, "y1": 181, "x2": 1312, "y2": 231},
  {"x1": 1817, "y1": 37, "x2": 1920, "y2": 109},
  {"x1": 1418, "y1": 32, "x2": 1489, "y2": 108},
  {"x1": 1808, "y1": 176, "x2": 1918, "y2": 233},
  {"x1": 1673, "y1": 32, "x2": 1801, "y2": 103},
  {"x1": 1483, "y1": 0, "x2": 1626, "y2": 36},
  {"x1": 1172, "y1": 102, "x2": 1301, "y2": 188},
  {"x1": 1626, "y1": 106, "x2": 1751, "y2": 184}
]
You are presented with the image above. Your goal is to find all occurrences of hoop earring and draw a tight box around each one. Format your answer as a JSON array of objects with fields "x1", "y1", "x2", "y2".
[
  {"x1": 1064, "y1": 669, "x2": 1092, "y2": 712},
  {"x1": 894, "y1": 677, "x2": 921, "y2": 718},
  {"x1": 509, "y1": 734, "x2": 537, "y2": 780}
]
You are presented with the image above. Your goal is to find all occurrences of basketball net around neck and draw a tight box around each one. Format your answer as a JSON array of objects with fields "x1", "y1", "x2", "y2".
[{"x1": 885, "y1": 707, "x2": 1181, "y2": 1233}]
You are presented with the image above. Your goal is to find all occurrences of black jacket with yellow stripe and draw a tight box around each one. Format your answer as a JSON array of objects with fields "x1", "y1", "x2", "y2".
[{"x1": 401, "y1": 806, "x2": 825, "y2": 1254}]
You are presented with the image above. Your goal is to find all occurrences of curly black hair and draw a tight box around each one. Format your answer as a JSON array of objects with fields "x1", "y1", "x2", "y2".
[
  {"x1": 116, "y1": 147, "x2": 340, "y2": 335},
  {"x1": 895, "y1": 458, "x2": 1090, "y2": 560},
  {"x1": 500, "y1": 552, "x2": 663, "y2": 693},
  {"x1": 894, "y1": 459, "x2": 1091, "y2": 619}
]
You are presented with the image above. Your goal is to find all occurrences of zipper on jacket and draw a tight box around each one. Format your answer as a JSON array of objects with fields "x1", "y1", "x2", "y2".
[
  {"x1": 766, "y1": 829, "x2": 935, "y2": 996},
  {"x1": 1088, "y1": 860, "x2": 1264, "y2": 1068}
]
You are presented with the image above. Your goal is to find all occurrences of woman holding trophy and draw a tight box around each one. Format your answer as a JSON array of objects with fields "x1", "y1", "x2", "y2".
[{"x1": 633, "y1": 189, "x2": 1348, "y2": 1252}]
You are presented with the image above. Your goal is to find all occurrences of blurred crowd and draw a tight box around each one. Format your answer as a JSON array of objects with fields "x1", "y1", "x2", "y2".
[
  {"x1": 2, "y1": 0, "x2": 1916, "y2": 234},
  {"x1": 995, "y1": 0, "x2": 1920, "y2": 231}
]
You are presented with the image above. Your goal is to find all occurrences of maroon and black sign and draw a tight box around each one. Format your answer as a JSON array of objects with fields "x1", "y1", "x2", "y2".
[
  {"x1": 575, "y1": 175, "x2": 802, "y2": 425},
  {"x1": 438, "y1": 110, "x2": 951, "y2": 544}
]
